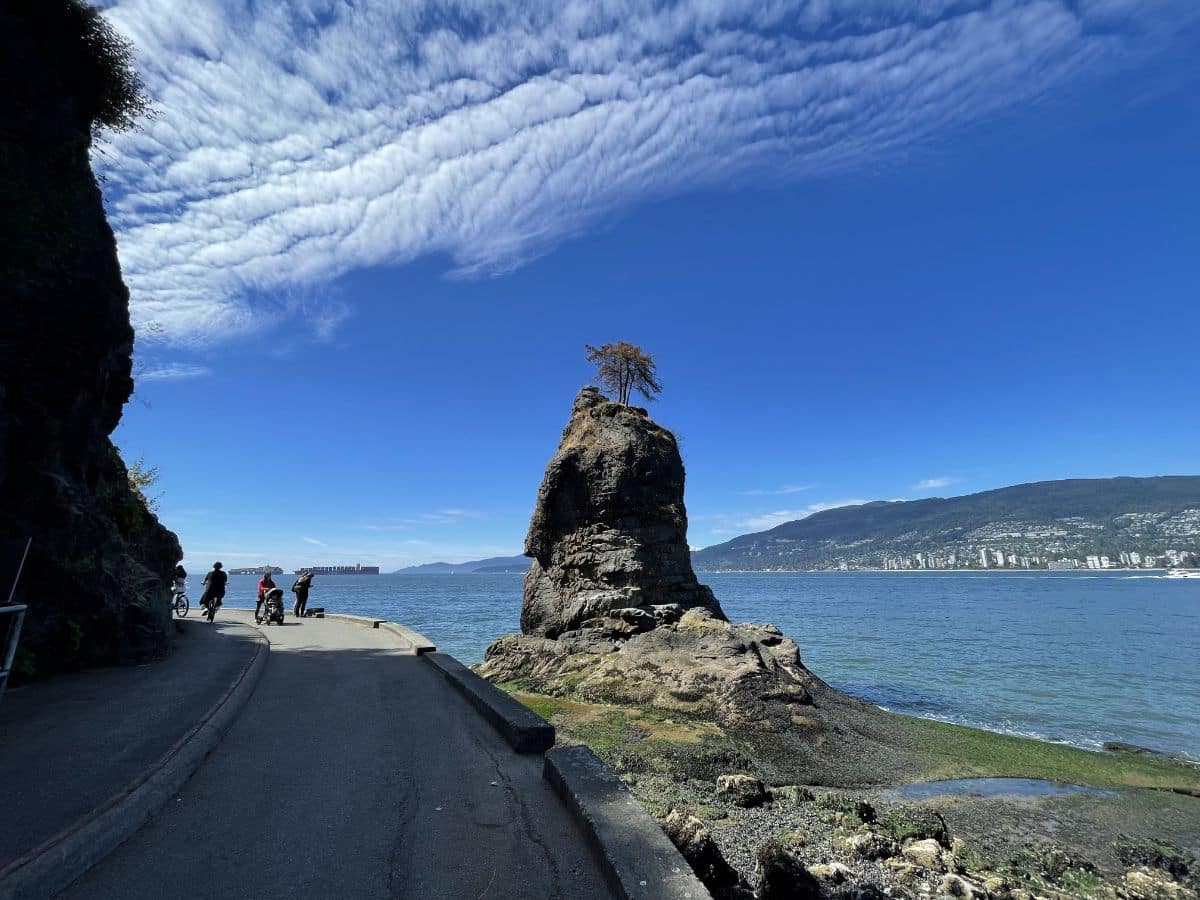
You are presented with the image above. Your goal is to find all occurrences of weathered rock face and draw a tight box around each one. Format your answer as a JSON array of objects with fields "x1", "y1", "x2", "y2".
[
  {"x1": 479, "y1": 388, "x2": 821, "y2": 728},
  {"x1": 521, "y1": 386, "x2": 725, "y2": 637},
  {"x1": 0, "y1": 5, "x2": 182, "y2": 677}
]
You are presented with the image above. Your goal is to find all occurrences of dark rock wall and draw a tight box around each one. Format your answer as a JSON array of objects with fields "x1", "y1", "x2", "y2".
[
  {"x1": 521, "y1": 386, "x2": 727, "y2": 637},
  {"x1": 0, "y1": 5, "x2": 182, "y2": 676}
]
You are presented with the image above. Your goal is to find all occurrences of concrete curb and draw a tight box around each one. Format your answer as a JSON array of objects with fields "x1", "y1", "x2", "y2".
[
  {"x1": 543, "y1": 745, "x2": 712, "y2": 900},
  {"x1": 0, "y1": 623, "x2": 269, "y2": 900},
  {"x1": 319, "y1": 613, "x2": 436, "y2": 654},
  {"x1": 423, "y1": 653, "x2": 555, "y2": 754},
  {"x1": 378, "y1": 622, "x2": 435, "y2": 654}
]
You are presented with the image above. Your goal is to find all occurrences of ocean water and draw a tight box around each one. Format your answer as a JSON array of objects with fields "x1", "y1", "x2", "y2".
[{"x1": 214, "y1": 570, "x2": 1200, "y2": 759}]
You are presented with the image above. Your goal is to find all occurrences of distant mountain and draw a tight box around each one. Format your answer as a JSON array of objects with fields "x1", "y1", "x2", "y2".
[
  {"x1": 691, "y1": 476, "x2": 1200, "y2": 571},
  {"x1": 393, "y1": 555, "x2": 530, "y2": 575}
]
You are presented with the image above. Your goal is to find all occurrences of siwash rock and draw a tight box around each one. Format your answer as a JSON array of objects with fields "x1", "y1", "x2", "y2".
[
  {"x1": 479, "y1": 388, "x2": 821, "y2": 729},
  {"x1": 521, "y1": 386, "x2": 725, "y2": 637}
]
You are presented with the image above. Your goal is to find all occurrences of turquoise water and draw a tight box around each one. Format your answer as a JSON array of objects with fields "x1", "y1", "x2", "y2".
[{"x1": 216, "y1": 571, "x2": 1200, "y2": 759}]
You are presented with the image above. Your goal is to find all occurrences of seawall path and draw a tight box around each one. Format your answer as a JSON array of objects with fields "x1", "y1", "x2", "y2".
[{"x1": 57, "y1": 610, "x2": 616, "y2": 899}]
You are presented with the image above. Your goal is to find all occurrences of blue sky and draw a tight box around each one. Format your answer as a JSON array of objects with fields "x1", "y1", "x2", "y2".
[{"x1": 99, "y1": 0, "x2": 1200, "y2": 570}]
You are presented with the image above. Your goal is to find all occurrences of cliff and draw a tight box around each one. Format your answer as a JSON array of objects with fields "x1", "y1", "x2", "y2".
[{"x1": 0, "y1": 2, "x2": 181, "y2": 677}]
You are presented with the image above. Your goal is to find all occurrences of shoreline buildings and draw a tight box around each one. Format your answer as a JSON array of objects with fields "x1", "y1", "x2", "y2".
[{"x1": 878, "y1": 547, "x2": 1192, "y2": 571}]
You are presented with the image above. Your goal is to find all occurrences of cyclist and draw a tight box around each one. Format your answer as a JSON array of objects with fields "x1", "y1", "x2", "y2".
[
  {"x1": 201, "y1": 561, "x2": 227, "y2": 616},
  {"x1": 255, "y1": 570, "x2": 277, "y2": 623},
  {"x1": 172, "y1": 562, "x2": 187, "y2": 595}
]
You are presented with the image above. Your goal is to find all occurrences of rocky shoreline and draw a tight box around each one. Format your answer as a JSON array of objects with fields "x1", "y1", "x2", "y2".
[
  {"x1": 509, "y1": 687, "x2": 1200, "y2": 899},
  {"x1": 481, "y1": 388, "x2": 1200, "y2": 899}
]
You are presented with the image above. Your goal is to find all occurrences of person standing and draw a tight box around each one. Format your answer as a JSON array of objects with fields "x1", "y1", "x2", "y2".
[
  {"x1": 255, "y1": 569, "x2": 276, "y2": 624},
  {"x1": 291, "y1": 570, "x2": 314, "y2": 618},
  {"x1": 200, "y1": 562, "x2": 227, "y2": 614}
]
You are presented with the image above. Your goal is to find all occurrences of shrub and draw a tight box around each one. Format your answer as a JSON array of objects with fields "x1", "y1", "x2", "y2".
[{"x1": 8, "y1": 0, "x2": 150, "y2": 135}]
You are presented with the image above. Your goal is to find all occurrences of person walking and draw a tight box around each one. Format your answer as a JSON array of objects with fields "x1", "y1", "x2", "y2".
[
  {"x1": 255, "y1": 569, "x2": 276, "y2": 624},
  {"x1": 200, "y1": 562, "x2": 227, "y2": 617},
  {"x1": 291, "y1": 570, "x2": 314, "y2": 618}
]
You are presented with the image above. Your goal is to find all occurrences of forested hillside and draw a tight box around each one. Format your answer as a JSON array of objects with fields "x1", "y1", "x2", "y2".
[{"x1": 692, "y1": 477, "x2": 1200, "y2": 570}]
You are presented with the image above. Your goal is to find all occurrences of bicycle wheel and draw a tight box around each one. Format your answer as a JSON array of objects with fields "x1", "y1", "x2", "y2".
[{"x1": 176, "y1": 595, "x2": 189, "y2": 617}]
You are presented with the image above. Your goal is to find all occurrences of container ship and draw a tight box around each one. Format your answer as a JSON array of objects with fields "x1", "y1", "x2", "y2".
[{"x1": 294, "y1": 564, "x2": 380, "y2": 575}]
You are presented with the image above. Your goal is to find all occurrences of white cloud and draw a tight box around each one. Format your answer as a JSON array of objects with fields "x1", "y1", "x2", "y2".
[
  {"x1": 736, "y1": 499, "x2": 867, "y2": 530},
  {"x1": 301, "y1": 536, "x2": 328, "y2": 547},
  {"x1": 355, "y1": 509, "x2": 483, "y2": 530},
  {"x1": 912, "y1": 476, "x2": 958, "y2": 491},
  {"x1": 737, "y1": 509, "x2": 812, "y2": 530},
  {"x1": 95, "y1": 0, "x2": 1193, "y2": 346},
  {"x1": 738, "y1": 483, "x2": 815, "y2": 496},
  {"x1": 138, "y1": 363, "x2": 212, "y2": 382}
]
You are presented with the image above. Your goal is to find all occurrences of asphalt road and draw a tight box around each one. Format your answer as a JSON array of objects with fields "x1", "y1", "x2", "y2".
[
  {"x1": 0, "y1": 617, "x2": 261, "y2": 875},
  {"x1": 62, "y1": 610, "x2": 615, "y2": 899}
]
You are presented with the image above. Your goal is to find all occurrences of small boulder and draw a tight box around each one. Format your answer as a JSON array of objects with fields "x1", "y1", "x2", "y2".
[
  {"x1": 809, "y1": 861, "x2": 853, "y2": 884},
  {"x1": 814, "y1": 793, "x2": 877, "y2": 826},
  {"x1": 718, "y1": 773, "x2": 771, "y2": 808},
  {"x1": 662, "y1": 810, "x2": 750, "y2": 899},
  {"x1": 938, "y1": 873, "x2": 983, "y2": 899},
  {"x1": 880, "y1": 806, "x2": 951, "y2": 848},
  {"x1": 884, "y1": 859, "x2": 922, "y2": 885},
  {"x1": 777, "y1": 828, "x2": 809, "y2": 849},
  {"x1": 982, "y1": 875, "x2": 1014, "y2": 898},
  {"x1": 903, "y1": 839, "x2": 946, "y2": 871},
  {"x1": 1122, "y1": 867, "x2": 1191, "y2": 900},
  {"x1": 776, "y1": 784, "x2": 816, "y2": 805},
  {"x1": 833, "y1": 830, "x2": 897, "y2": 861}
]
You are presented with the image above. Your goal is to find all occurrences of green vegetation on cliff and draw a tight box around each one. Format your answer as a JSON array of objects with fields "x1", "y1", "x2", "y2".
[{"x1": 5, "y1": 0, "x2": 149, "y2": 136}]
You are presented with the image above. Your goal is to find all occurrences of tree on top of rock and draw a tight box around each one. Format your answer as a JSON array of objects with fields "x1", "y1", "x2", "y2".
[{"x1": 585, "y1": 341, "x2": 662, "y2": 406}]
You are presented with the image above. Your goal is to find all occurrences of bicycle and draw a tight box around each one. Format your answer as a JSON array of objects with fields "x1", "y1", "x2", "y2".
[{"x1": 172, "y1": 586, "x2": 189, "y2": 617}]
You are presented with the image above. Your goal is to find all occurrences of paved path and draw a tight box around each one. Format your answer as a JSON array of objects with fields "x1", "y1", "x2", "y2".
[
  {"x1": 62, "y1": 611, "x2": 616, "y2": 899},
  {"x1": 0, "y1": 617, "x2": 261, "y2": 876}
]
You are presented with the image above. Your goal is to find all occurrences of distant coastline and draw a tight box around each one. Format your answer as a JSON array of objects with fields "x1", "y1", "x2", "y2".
[{"x1": 699, "y1": 567, "x2": 1171, "y2": 574}]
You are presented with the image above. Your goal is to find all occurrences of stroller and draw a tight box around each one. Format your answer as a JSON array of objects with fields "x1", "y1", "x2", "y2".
[{"x1": 259, "y1": 587, "x2": 286, "y2": 626}]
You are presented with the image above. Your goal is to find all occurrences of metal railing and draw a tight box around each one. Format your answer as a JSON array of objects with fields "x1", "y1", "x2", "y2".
[{"x1": 0, "y1": 538, "x2": 31, "y2": 704}]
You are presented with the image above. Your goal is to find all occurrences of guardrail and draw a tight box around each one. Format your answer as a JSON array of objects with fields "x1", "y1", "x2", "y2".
[{"x1": 0, "y1": 538, "x2": 30, "y2": 706}]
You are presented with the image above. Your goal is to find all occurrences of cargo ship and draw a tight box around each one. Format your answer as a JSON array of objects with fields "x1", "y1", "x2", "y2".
[{"x1": 294, "y1": 564, "x2": 380, "y2": 575}]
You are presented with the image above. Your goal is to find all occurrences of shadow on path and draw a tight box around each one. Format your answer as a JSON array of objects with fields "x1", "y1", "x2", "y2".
[{"x1": 0, "y1": 619, "x2": 260, "y2": 873}]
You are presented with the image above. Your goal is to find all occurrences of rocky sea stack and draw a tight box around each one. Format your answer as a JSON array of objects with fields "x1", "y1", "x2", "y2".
[
  {"x1": 0, "y1": 3, "x2": 181, "y2": 677},
  {"x1": 480, "y1": 387, "x2": 826, "y2": 732}
]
